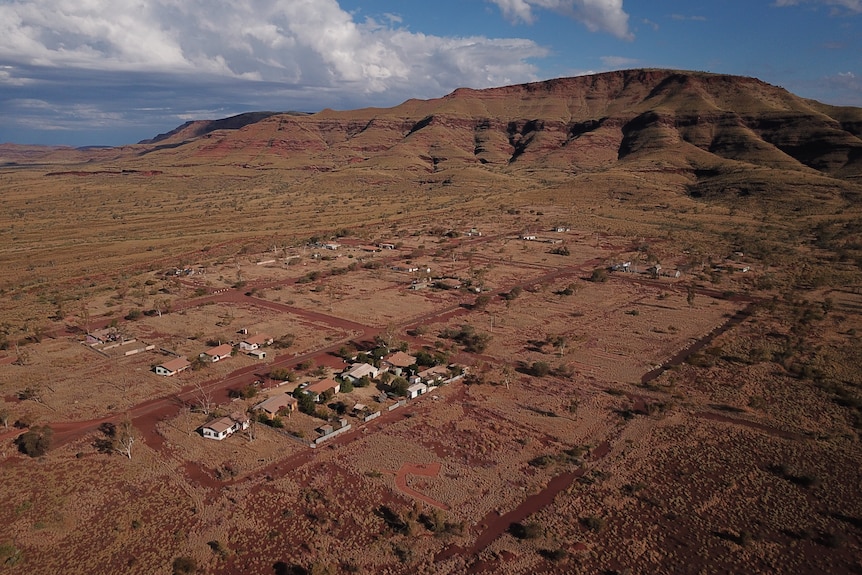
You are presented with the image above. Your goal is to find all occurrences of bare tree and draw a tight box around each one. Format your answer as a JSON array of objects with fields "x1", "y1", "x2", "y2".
[
  {"x1": 192, "y1": 382, "x2": 214, "y2": 415},
  {"x1": 245, "y1": 413, "x2": 257, "y2": 442},
  {"x1": 114, "y1": 416, "x2": 136, "y2": 459},
  {"x1": 502, "y1": 364, "x2": 514, "y2": 390}
]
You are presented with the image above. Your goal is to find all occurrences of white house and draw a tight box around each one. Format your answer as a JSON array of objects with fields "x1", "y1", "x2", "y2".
[
  {"x1": 239, "y1": 334, "x2": 273, "y2": 352},
  {"x1": 341, "y1": 363, "x2": 379, "y2": 383},
  {"x1": 154, "y1": 356, "x2": 191, "y2": 376},
  {"x1": 200, "y1": 343, "x2": 233, "y2": 363},
  {"x1": 200, "y1": 413, "x2": 250, "y2": 441},
  {"x1": 247, "y1": 349, "x2": 267, "y2": 360},
  {"x1": 406, "y1": 382, "x2": 428, "y2": 399}
]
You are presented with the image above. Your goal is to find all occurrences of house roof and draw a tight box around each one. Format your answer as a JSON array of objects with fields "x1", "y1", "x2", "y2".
[
  {"x1": 254, "y1": 394, "x2": 298, "y2": 413},
  {"x1": 343, "y1": 363, "x2": 378, "y2": 379},
  {"x1": 306, "y1": 378, "x2": 339, "y2": 394},
  {"x1": 383, "y1": 351, "x2": 416, "y2": 368},
  {"x1": 160, "y1": 357, "x2": 190, "y2": 372},
  {"x1": 244, "y1": 334, "x2": 271, "y2": 346},
  {"x1": 203, "y1": 416, "x2": 234, "y2": 434},
  {"x1": 407, "y1": 382, "x2": 427, "y2": 392},
  {"x1": 204, "y1": 343, "x2": 233, "y2": 357}
]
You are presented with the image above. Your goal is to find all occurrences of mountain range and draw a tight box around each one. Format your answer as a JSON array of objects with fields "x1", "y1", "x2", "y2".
[{"x1": 3, "y1": 68, "x2": 861, "y2": 202}]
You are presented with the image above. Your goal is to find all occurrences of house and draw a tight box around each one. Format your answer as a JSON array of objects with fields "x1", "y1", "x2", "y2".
[
  {"x1": 239, "y1": 334, "x2": 273, "y2": 352},
  {"x1": 154, "y1": 356, "x2": 191, "y2": 376},
  {"x1": 323, "y1": 243, "x2": 340, "y2": 250},
  {"x1": 417, "y1": 365, "x2": 450, "y2": 385},
  {"x1": 379, "y1": 243, "x2": 396, "y2": 250},
  {"x1": 521, "y1": 234, "x2": 537, "y2": 241},
  {"x1": 200, "y1": 343, "x2": 233, "y2": 363},
  {"x1": 381, "y1": 351, "x2": 417, "y2": 375},
  {"x1": 407, "y1": 382, "x2": 428, "y2": 399},
  {"x1": 247, "y1": 349, "x2": 267, "y2": 360},
  {"x1": 254, "y1": 394, "x2": 298, "y2": 419},
  {"x1": 305, "y1": 378, "x2": 341, "y2": 402},
  {"x1": 200, "y1": 413, "x2": 250, "y2": 441},
  {"x1": 554, "y1": 226, "x2": 570, "y2": 233},
  {"x1": 341, "y1": 363, "x2": 379, "y2": 383}
]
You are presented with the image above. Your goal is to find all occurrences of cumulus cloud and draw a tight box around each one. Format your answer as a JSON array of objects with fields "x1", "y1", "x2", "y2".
[
  {"x1": 0, "y1": 0, "x2": 556, "y2": 143},
  {"x1": 489, "y1": 0, "x2": 633, "y2": 40},
  {"x1": 0, "y1": 0, "x2": 547, "y2": 94}
]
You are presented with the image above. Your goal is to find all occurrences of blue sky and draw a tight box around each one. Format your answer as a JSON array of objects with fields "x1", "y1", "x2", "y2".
[{"x1": 1, "y1": 0, "x2": 860, "y2": 146}]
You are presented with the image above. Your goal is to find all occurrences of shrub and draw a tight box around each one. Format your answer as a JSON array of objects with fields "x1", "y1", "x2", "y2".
[
  {"x1": 16, "y1": 426, "x2": 53, "y2": 457},
  {"x1": 529, "y1": 361, "x2": 551, "y2": 377},
  {"x1": 580, "y1": 516, "x2": 605, "y2": 532},
  {"x1": 509, "y1": 521, "x2": 543, "y2": 540},
  {"x1": 172, "y1": 556, "x2": 197, "y2": 574},
  {"x1": 589, "y1": 268, "x2": 609, "y2": 282}
]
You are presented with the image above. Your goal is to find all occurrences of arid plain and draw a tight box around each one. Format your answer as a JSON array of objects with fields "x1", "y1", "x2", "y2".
[{"x1": 1, "y1": 70, "x2": 861, "y2": 574}]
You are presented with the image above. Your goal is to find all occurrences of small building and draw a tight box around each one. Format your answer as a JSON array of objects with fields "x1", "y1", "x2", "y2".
[
  {"x1": 200, "y1": 343, "x2": 233, "y2": 363},
  {"x1": 154, "y1": 356, "x2": 191, "y2": 376},
  {"x1": 200, "y1": 413, "x2": 250, "y2": 441},
  {"x1": 553, "y1": 226, "x2": 570, "y2": 233},
  {"x1": 323, "y1": 243, "x2": 340, "y2": 250},
  {"x1": 341, "y1": 363, "x2": 379, "y2": 383},
  {"x1": 305, "y1": 379, "x2": 341, "y2": 402},
  {"x1": 247, "y1": 349, "x2": 267, "y2": 360},
  {"x1": 254, "y1": 394, "x2": 298, "y2": 419},
  {"x1": 407, "y1": 382, "x2": 428, "y2": 399},
  {"x1": 521, "y1": 234, "x2": 537, "y2": 241},
  {"x1": 379, "y1": 243, "x2": 396, "y2": 250},
  {"x1": 239, "y1": 334, "x2": 273, "y2": 352}
]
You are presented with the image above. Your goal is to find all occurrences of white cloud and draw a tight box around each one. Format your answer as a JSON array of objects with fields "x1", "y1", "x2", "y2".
[
  {"x1": 773, "y1": 0, "x2": 862, "y2": 13},
  {"x1": 601, "y1": 56, "x2": 639, "y2": 68},
  {"x1": 0, "y1": 0, "x2": 548, "y2": 96},
  {"x1": 489, "y1": 0, "x2": 633, "y2": 40}
]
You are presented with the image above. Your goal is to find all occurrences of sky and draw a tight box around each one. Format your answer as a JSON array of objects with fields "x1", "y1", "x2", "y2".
[{"x1": 1, "y1": 0, "x2": 860, "y2": 146}]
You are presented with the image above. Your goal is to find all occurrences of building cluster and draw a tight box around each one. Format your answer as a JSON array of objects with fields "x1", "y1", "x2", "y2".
[
  {"x1": 153, "y1": 333, "x2": 273, "y2": 376},
  {"x1": 199, "y1": 349, "x2": 464, "y2": 441}
]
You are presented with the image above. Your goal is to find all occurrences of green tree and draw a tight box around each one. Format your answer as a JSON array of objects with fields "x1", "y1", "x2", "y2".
[
  {"x1": 294, "y1": 388, "x2": 316, "y2": 415},
  {"x1": 390, "y1": 376, "x2": 409, "y2": 397}
]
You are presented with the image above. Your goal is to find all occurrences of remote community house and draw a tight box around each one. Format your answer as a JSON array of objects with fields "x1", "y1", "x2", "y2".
[
  {"x1": 200, "y1": 413, "x2": 251, "y2": 441},
  {"x1": 239, "y1": 334, "x2": 273, "y2": 352},
  {"x1": 406, "y1": 381, "x2": 428, "y2": 399},
  {"x1": 154, "y1": 356, "x2": 191, "y2": 376},
  {"x1": 381, "y1": 351, "x2": 417, "y2": 375},
  {"x1": 200, "y1": 343, "x2": 233, "y2": 363},
  {"x1": 305, "y1": 379, "x2": 341, "y2": 402},
  {"x1": 254, "y1": 394, "x2": 298, "y2": 419},
  {"x1": 341, "y1": 362, "x2": 379, "y2": 383}
]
